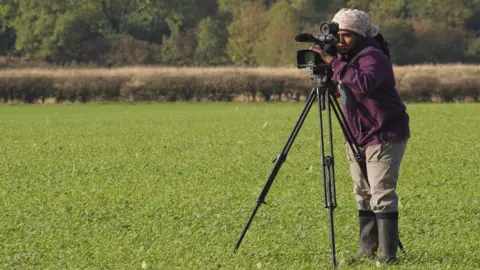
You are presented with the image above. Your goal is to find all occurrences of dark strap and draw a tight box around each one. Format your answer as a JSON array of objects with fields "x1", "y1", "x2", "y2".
[
  {"x1": 337, "y1": 47, "x2": 370, "y2": 81},
  {"x1": 336, "y1": 48, "x2": 370, "y2": 179}
]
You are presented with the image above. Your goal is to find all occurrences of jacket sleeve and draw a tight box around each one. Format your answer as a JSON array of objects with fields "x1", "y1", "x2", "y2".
[{"x1": 329, "y1": 50, "x2": 389, "y2": 94}]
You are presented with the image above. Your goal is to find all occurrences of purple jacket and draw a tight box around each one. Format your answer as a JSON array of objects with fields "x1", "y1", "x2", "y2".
[{"x1": 329, "y1": 38, "x2": 410, "y2": 148}]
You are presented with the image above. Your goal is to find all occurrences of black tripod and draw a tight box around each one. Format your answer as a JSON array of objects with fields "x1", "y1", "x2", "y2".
[{"x1": 232, "y1": 70, "x2": 404, "y2": 269}]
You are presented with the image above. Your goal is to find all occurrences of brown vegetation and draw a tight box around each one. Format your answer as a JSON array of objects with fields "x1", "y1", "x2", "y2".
[{"x1": 0, "y1": 65, "x2": 478, "y2": 104}]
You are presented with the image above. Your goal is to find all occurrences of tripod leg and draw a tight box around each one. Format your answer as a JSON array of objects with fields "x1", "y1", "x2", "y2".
[
  {"x1": 399, "y1": 239, "x2": 406, "y2": 256},
  {"x1": 232, "y1": 88, "x2": 318, "y2": 253},
  {"x1": 326, "y1": 90, "x2": 337, "y2": 208},
  {"x1": 317, "y1": 90, "x2": 328, "y2": 208},
  {"x1": 327, "y1": 180, "x2": 337, "y2": 269},
  {"x1": 317, "y1": 89, "x2": 337, "y2": 269},
  {"x1": 326, "y1": 90, "x2": 337, "y2": 269}
]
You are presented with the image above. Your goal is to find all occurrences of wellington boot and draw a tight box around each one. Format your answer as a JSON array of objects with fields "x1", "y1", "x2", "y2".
[
  {"x1": 371, "y1": 212, "x2": 400, "y2": 266},
  {"x1": 347, "y1": 210, "x2": 378, "y2": 265}
]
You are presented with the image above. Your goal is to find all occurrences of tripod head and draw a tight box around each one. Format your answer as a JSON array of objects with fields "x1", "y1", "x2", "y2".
[{"x1": 310, "y1": 64, "x2": 336, "y2": 95}]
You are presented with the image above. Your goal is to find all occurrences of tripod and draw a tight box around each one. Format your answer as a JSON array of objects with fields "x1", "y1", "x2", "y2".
[{"x1": 232, "y1": 70, "x2": 404, "y2": 269}]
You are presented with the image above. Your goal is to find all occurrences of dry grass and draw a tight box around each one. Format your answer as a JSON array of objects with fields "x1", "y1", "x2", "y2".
[
  {"x1": 0, "y1": 64, "x2": 478, "y2": 103},
  {"x1": 1, "y1": 64, "x2": 479, "y2": 78},
  {"x1": 394, "y1": 64, "x2": 480, "y2": 85},
  {"x1": 0, "y1": 66, "x2": 308, "y2": 78}
]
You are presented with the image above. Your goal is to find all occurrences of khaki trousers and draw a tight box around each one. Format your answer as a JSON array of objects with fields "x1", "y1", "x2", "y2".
[{"x1": 346, "y1": 140, "x2": 407, "y2": 213}]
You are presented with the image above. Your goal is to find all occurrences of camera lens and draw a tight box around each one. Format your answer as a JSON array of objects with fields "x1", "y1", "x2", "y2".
[{"x1": 304, "y1": 51, "x2": 316, "y2": 65}]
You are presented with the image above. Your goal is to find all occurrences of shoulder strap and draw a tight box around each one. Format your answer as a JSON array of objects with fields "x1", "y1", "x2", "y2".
[{"x1": 338, "y1": 47, "x2": 370, "y2": 80}]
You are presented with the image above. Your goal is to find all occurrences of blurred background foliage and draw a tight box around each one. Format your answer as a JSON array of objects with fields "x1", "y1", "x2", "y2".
[{"x1": 0, "y1": 0, "x2": 479, "y2": 67}]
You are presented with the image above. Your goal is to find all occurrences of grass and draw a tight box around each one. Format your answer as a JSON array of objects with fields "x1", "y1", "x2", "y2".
[{"x1": 0, "y1": 102, "x2": 479, "y2": 269}]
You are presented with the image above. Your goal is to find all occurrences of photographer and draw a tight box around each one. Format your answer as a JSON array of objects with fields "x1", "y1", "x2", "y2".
[{"x1": 311, "y1": 9, "x2": 410, "y2": 265}]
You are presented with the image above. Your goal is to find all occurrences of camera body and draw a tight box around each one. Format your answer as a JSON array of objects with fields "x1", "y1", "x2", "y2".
[{"x1": 296, "y1": 22, "x2": 339, "y2": 69}]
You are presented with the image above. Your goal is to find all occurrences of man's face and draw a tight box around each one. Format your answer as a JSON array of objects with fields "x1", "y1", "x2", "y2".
[{"x1": 335, "y1": 30, "x2": 361, "y2": 54}]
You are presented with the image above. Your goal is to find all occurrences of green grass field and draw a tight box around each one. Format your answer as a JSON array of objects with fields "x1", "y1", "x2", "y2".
[{"x1": 0, "y1": 103, "x2": 479, "y2": 269}]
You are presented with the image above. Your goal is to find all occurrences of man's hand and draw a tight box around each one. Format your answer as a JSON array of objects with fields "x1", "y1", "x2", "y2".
[{"x1": 310, "y1": 46, "x2": 333, "y2": 65}]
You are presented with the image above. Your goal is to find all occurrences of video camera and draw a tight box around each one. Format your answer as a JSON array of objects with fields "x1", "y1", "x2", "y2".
[{"x1": 295, "y1": 22, "x2": 339, "y2": 69}]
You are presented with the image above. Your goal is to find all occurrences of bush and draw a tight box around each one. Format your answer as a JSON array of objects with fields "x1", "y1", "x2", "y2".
[
  {"x1": 53, "y1": 77, "x2": 126, "y2": 103},
  {"x1": 0, "y1": 77, "x2": 54, "y2": 103},
  {"x1": 0, "y1": 66, "x2": 478, "y2": 104},
  {"x1": 398, "y1": 75, "x2": 440, "y2": 102},
  {"x1": 102, "y1": 35, "x2": 163, "y2": 67}
]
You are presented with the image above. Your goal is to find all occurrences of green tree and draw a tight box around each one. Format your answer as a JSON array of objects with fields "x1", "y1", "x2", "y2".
[
  {"x1": 291, "y1": 0, "x2": 325, "y2": 32},
  {"x1": 13, "y1": 3, "x2": 55, "y2": 59},
  {"x1": 2, "y1": 0, "x2": 480, "y2": 66},
  {"x1": 219, "y1": 0, "x2": 272, "y2": 12},
  {"x1": 379, "y1": 19, "x2": 416, "y2": 65},
  {"x1": 368, "y1": 0, "x2": 409, "y2": 20},
  {"x1": 346, "y1": 0, "x2": 373, "y2": 11},
  {"x1": 254, "y1": 0, "x2": 301, "y2": 66},
  {"x1": 13, "y1": 0, "x2": 109, "y2": 63},
  {"x1": 0, "y1": 28, "x2": 15, "y2": 56},
  {"x1": 226, "y1": 2, "x2": 268, "y2": 65},
  {"x1": 464, "y1": 2, "x2": 480, "y2": 31},
  {"x1": 0, "y1": 1, "x2": 17, "y2": 55},
  {"x1": 100, "y1": 0, "x2": 138, "y2": 34},
  {"x1": 195, "y1": 17, "x2": 230, "y2": 65},
  {"x1": 466, "y1": 37, "x2": 480, "y2": 62},
  {"x1": 48, "y1": 5, "x2": 109, "y2": 63},
  {"x1": 408, "y1": 0, "x2": 473, "y2": 28},
  {"x1": 160, "y1": 16, "x2": 185, "y2": 65},
  {"x1": 120, "y1": 9, "x2": 168, "y2": 44},
  {"x1": 160, "y1": 16, "x2": 198, "y2": 66},
  {"x1": 112, "y1": 0, "x2": 217, "y2": 43},
  {"x1": 411, "y1": 20, "x2": 467, "y2": 64}
]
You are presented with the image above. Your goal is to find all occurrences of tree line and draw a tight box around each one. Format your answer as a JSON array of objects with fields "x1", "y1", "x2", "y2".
[{"x1": 0, "y1": 0, "x2": 479, "y2": 67}]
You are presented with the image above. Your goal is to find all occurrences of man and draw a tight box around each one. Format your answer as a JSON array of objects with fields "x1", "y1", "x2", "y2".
[{"x1": 311, "y1": 8, "x2": 410, "y2": 265}]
